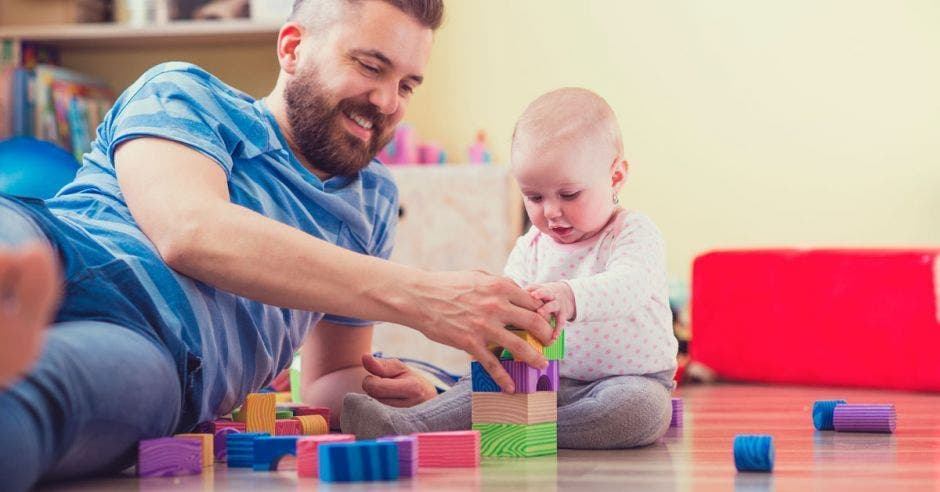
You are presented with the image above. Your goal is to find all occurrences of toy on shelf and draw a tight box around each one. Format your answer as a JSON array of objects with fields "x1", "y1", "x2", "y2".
[
  {"x1": 467, "y1": 130, "x2": 492, "y2": 164},
  {"x1": 376, "y1": 124, "x2": 447, "y2": 165}
]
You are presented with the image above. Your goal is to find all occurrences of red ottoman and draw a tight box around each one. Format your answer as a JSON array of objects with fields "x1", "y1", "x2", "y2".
[{"x1": 690, "y1": 249, "x2": 940, "y2": 391}]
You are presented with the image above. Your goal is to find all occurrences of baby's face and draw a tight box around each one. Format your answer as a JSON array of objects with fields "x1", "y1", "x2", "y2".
[{"x1": 512, "y1": 139, "x2": 620, "y2": 244}]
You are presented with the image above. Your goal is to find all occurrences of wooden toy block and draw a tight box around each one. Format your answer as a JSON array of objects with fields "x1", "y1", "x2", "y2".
[
  {"x1": 296, "y1": 434, "x2": 356, "y2": 478},
  {"x1": 414, "y1": 430, "x2": 480, "y2": 468},
  {"x1": 500, "y1": 331, "x2": 565, "y2": 360},
  {"x1": 275, "y1": 410, "x2": 294, "y2": 419},
  {"x1": 377, "y1": 435, "x2": 418, "y2": 478},
  {"x1": 294, "y1": 414, "x2": 329, "y2": 435},
  {"x1": 253, "y1": 436, "x2": 299, "y2": 471},
  {"x1": 275, "y1": 419, "x2": 302, "y2": 436},
  {"x1": 138, "y1": 437, "x2": 202, "y2": 477},
  {"x1": 471, "y1": 362, "x2": 500, "y2": 392},
  {"x1": 226, "y1": 432, "x2": 270, "y2": 468},
  {"x1": 276, "y1": 392, "x2": 293, "y2": 403},
  {"x1": 318, "y1": 441, "x2": 399, "y2": 482},
  {"x1": 174, "y1": 433, "x2": 213, "y2": 467},
  {"x1": 213, "y1": 427, "x2": 240, "y2": 462},
  {"x1": 232, "y1": 409, "x2": 246, "y2": 423},
  {"x1": 245, "y1": 393, "x2": 276, "y2": 435},
  {"x1": 473, "y1": 422, "x2": 557, "y2": 457},
  {"x1": 196, "y1": 419, "x2": 246, "y2": 434},
  {"x1": 291, "y1": 405, "x2": 331, "y2": 423},
  {"x1": 471, "y1": 391, "x2": 557, "y2": 425}
]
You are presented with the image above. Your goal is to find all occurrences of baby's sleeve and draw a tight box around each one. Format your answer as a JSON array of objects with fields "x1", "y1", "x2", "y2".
[
  {"x1": 565, "y1": 214, "x2": 667, "y2": 323},
  {"x1": 503, "y1": 228, "x2": 537, "y2": 287}
]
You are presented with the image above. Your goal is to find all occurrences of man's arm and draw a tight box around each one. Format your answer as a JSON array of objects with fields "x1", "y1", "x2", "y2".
[
  {"x1": 298, "y1": 320, "x2": 372, "y2": 429},
  {"x1": 115, "y1": 137, "x2": 552, "y2": 391}
]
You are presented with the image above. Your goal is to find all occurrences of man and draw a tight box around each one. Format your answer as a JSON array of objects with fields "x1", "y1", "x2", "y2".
[{"x1": 0, "y1": 0, "x2": 552, "y2": 489}]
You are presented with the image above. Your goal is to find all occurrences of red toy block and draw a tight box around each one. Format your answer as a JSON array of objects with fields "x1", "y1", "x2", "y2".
[
  {"x1": 691, "y1": 249, "x2": 940, "y2": 391},
  {"x1": 414, "y1": 430, "x2": 480, "y2": 468}
]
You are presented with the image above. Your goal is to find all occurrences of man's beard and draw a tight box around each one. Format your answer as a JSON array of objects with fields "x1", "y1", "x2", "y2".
[{"x1": 284, "y1": 72, "x2": 393, "y2": 177}]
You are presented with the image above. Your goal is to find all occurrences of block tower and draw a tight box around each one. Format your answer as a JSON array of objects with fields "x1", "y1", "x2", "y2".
[{"x1": 471, "y1": 320, "x2": 564, "y2": 457}]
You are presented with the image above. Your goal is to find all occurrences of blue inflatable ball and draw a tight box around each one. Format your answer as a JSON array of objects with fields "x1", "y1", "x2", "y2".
[{"x1": 0, "y1": 137, "x2": 80, "y2": 200}]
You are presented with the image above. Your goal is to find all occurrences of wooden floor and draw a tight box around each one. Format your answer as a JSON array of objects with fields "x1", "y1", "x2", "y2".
[{"x1": 39, "y1": 384, "x2": 940, "y2": 491}]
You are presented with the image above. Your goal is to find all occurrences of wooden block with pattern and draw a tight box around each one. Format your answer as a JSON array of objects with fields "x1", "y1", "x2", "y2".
[
  {"x1": 473, "y1": 422, "x2": 557, "y2": 457},
  {"x1": 501, "y1": 330, "x2": 565, "y2": 361},
  {"x1": 472, "y1": 391, "x2": 557, "y2": 425},
  {"x1": 245, "y1": 392, "x2": 276, "y2": 435},
  {"x1": 294, "y1": 414, "x2": 329, "y2": 435},
  {"x1": 174, "y1": 433, "x2": 214, "y2": 467},
  {"x1": 414, "y1": 430, "x2": 480, "y2": 468}
]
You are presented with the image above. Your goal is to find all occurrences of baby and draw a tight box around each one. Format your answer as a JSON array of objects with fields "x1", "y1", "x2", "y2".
[{"x1": 343, "y1": 88, "x2": 678, "y2": 448}]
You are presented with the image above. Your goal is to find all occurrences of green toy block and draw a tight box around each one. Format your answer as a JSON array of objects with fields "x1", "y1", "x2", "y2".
[
  {"x1": 500, "y1": 330, "x2": 565, "y2": 361},
  {"x1": 473, "y1": 422, "x2": 557, "y2": 457}
]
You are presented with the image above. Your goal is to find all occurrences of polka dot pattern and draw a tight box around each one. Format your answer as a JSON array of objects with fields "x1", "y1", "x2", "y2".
[{"x1": 504, "y1": 209, "x2": 678, "y2": 380}]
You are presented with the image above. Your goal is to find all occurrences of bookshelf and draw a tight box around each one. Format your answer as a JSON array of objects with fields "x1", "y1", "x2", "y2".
[{"x1": 0, "y1": 19, "x2": 281, "y2": 48}]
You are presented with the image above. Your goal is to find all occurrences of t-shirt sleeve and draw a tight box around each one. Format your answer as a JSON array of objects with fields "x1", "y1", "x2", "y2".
[
  {"x1": 565, "y1": 214, "x2": 667, "y2": 323},
  {"x1": 106, "y1": 66, "x2": 242, "y2": 178}
]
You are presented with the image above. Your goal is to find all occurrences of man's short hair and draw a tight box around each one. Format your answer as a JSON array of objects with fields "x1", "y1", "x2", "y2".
[{"x1": 291, "y1": 0, "x2": 444, "y2": 30}]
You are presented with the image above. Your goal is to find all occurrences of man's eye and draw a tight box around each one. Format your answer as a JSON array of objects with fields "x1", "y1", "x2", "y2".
[
  {"x1": 359, "y1": 61, "x2": 380, "y2": 74},
  {"x1": 400, "y1": 84, "x2": 415, "y2": 95}
]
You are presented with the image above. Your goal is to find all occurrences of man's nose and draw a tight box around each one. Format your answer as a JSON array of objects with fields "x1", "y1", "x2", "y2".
[{"x1": 369, "y1": 81, "x2": 400, "y2": 115}]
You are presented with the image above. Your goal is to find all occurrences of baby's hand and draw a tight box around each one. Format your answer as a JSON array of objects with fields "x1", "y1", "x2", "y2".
[{"x1": 525, "y1": 282, "x2": 575, "y2": 338}]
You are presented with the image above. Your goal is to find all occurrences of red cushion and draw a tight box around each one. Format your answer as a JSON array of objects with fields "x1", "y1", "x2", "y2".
[{"x1": 690, "y1": 249, "x2": 940, "y2": 391}]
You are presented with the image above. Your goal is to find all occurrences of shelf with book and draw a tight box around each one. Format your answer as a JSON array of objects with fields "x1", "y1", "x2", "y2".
[{"x1": 0, "y1": 19, "x2": 281, "y2": 49}]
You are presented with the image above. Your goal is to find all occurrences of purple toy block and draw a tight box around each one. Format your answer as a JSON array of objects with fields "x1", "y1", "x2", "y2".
[
  {"x1": 377, "y1": 435, "x2": 418, "y2": 478},
  {"x1": 214, "y1": 427, "x2": 241, "y2": 462},
  {"x1": 138, "y1": 438, "x2": 202, "y2": 478},
  {"x1": 501, "y1": 360, "x2": 559, "y2": 393}
]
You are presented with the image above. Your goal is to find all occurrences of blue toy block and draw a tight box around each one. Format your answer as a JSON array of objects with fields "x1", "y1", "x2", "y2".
[
  {"x1": 253, "y1": 436, "x2": 300, "y2": 471},
  {"x1": 471, "y1": 361, "x2": 500, "y2": 392},
  {"x1": 318, "y1": 441, "x2": 399, "y2": 482},
  {"x1": 226, "y1": 432, "x2": 269, "y2": 468}
]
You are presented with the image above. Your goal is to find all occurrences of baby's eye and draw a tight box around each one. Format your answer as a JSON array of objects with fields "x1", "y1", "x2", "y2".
[
  {"x1": 526, "y1": 195, "x2": 543, "y2": 203},
  {"x1": 560, "y1": 191, "x2": 581, "y2": 200}
]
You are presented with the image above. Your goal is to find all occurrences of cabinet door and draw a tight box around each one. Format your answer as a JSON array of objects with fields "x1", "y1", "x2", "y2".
[{"x1": 371, "y1": 165, "x2": 523, "y2": 375}]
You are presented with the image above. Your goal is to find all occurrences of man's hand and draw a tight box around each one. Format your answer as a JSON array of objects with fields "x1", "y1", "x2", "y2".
[
  {"x1": 406, "y1": 270, "x2": 553, "y2": 394},
  {"x1": 526, "y1": 281, "x2": 575, "y2": 338},
  {"x1": 360, "y1": 354, "x2": 438, "y2": 407}
]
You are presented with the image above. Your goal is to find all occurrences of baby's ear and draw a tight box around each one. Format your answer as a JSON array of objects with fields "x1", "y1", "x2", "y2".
[{"x1": 611, "y1": 158, "x2": 629, "y2": 187}]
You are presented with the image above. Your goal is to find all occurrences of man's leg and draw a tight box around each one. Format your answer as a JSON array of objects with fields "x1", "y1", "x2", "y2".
[
  {"x1": 0, "y1": 321, "x2": 182, "y2": 491},
  {"x1": 341, "y1": 376, "x2": 472, "y2": 439},
  {"x1": 557, "y1": 373, "x2": 673, "y2": 449}
]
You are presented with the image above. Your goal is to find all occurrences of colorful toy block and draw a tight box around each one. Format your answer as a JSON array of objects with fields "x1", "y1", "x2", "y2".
[
  {"x1": 291, "y1": 405, "x2": 331, "y2": 423},
  {"x1": 197, "y1": 419, "x2": 246, "y2": 434},
  {"x1": 275, "y1": 419, "x2": 302, "y2": 436},
  {"x1": 138, "y1": 437, "x2": 202, "y2": 477},
  {"x1": 318, "y1": 441, "x2": 399, "y2": 482},
  {"x1": 472, "y1": 391, "x2": 557, "y2": 425},
  {"x1": 213, "y1": 427, "x2": 240, "y2": 462},
  {"x1": 471, "y1": 362, "x2": 500, "y2": 392},
  {"x1": 294, "y1": 414, "x2": 329, "y2": 435},
  {"x1": 296, "y1": 434, "x2": 356, "y2": 478},
  {"x1": 670, "y1": 398, "x2": 683, "y2": 428},
  {"x1": 733, "y1": 434, "x2": 774, "y2": 472},
  {"x1": 226, "y1": 432, "x2": 270, "y2": 468},
  {"x1": 833, "y1": 404, "x2": 897, "y2": 433},
  {"x1": 276, "y1": 392, "x2": 293, "y2": 403},
  {"x1": 377, "y1": 435, "x2": 418, "y2": 478},
  {"x1": 245, "y1": 393, "x2": 276, "y2": 435},
  {"x1": 473, "y1": 422, "x2": 557, "y2": 457},
  {"x1": 253, "y1": 436, "x2": 299, "y2": 471},
  {"x1": 414, "y1": 430, "x2": 480, "y2": 468},
  {"x1": 174, "y1": 433, "x2": 213, "y2": 467},
  {"x1": 275, "y1": 410, "x2": 294, "y2": 419}
]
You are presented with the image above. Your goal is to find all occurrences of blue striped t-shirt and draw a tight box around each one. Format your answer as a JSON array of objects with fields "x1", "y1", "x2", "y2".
[{"x1": 39, "y1": 62, "x2": 399, "y2": 426}]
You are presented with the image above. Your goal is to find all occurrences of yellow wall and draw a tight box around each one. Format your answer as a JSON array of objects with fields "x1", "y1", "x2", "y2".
[
  {"x1": 7, "y1": 0, "x2": 940, "y2": 281},
  {"x1": 407, "y1": 0, "x2": 940, "y2": 280}
]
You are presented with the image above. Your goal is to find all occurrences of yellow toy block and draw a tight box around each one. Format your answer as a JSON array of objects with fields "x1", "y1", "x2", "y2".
[
  {"x1": 174, "y1": 433, "x2": 213, "y2": 467},
  {"x1": 245, "y1": 392, "x2": 276, "y2": 435},
  {"x1": 294, "y1": 414, "x2": 329, "y2": 435}
]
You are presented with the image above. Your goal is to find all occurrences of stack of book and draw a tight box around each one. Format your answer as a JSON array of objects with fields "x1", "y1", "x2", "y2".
[{"x1": 0, "y1": 40, "x2": 113, "y2": 161}]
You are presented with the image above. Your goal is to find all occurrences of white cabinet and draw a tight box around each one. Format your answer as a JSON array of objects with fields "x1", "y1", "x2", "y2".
[{"x1": 371, "y1": 164, "x2": 524, "y2": 375}]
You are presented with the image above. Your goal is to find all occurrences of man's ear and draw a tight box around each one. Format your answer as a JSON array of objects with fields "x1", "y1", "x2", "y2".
[{"x1": 277, "y1": 23, "x2": 305, "y2": 75}]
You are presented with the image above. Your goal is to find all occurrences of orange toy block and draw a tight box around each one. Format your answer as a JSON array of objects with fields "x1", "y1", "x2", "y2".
[
  {"x1": 245, "y1": 392, "x2": 276, "y2": 435},
  {"x1": 174, "y1": 433, "x2": 213, "y2": 467},
  {"x1": 294, "y1": 414, "x2": 329, "y2": 435}
]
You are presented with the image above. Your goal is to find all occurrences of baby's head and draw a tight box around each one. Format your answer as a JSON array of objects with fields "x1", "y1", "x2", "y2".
[{"x1": 510, "y1": 88, "x2": 627, "y2": 244}]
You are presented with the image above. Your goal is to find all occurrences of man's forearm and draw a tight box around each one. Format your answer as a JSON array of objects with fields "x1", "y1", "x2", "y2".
[
  {"x1": 300, "y1": 365, "x2": 369, "y2": 429},
  {"x1": 164, "y1": 201, "x2": 424, "y2": 326}
]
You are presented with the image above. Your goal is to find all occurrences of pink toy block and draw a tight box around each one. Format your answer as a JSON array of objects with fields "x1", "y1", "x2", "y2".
[
  {"x1": 414, "y1": 430, "x2": 480, "y2": 468},
  {"x1": 296, "y1": 434, "x2": 356, "y2": 478},
  {"x1": 275, "y1": 419, "x2": 302, "y2": 436}
]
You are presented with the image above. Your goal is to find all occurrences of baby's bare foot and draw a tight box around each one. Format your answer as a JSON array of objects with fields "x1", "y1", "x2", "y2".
[{"x1": 0, "y1": 243, "x2": 61, "y2": 388}]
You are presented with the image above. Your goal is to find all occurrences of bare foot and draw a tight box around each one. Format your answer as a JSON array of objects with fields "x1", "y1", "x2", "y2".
[{"x1": 0, "y1": 243, "x2": 61, "y2": 388}]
